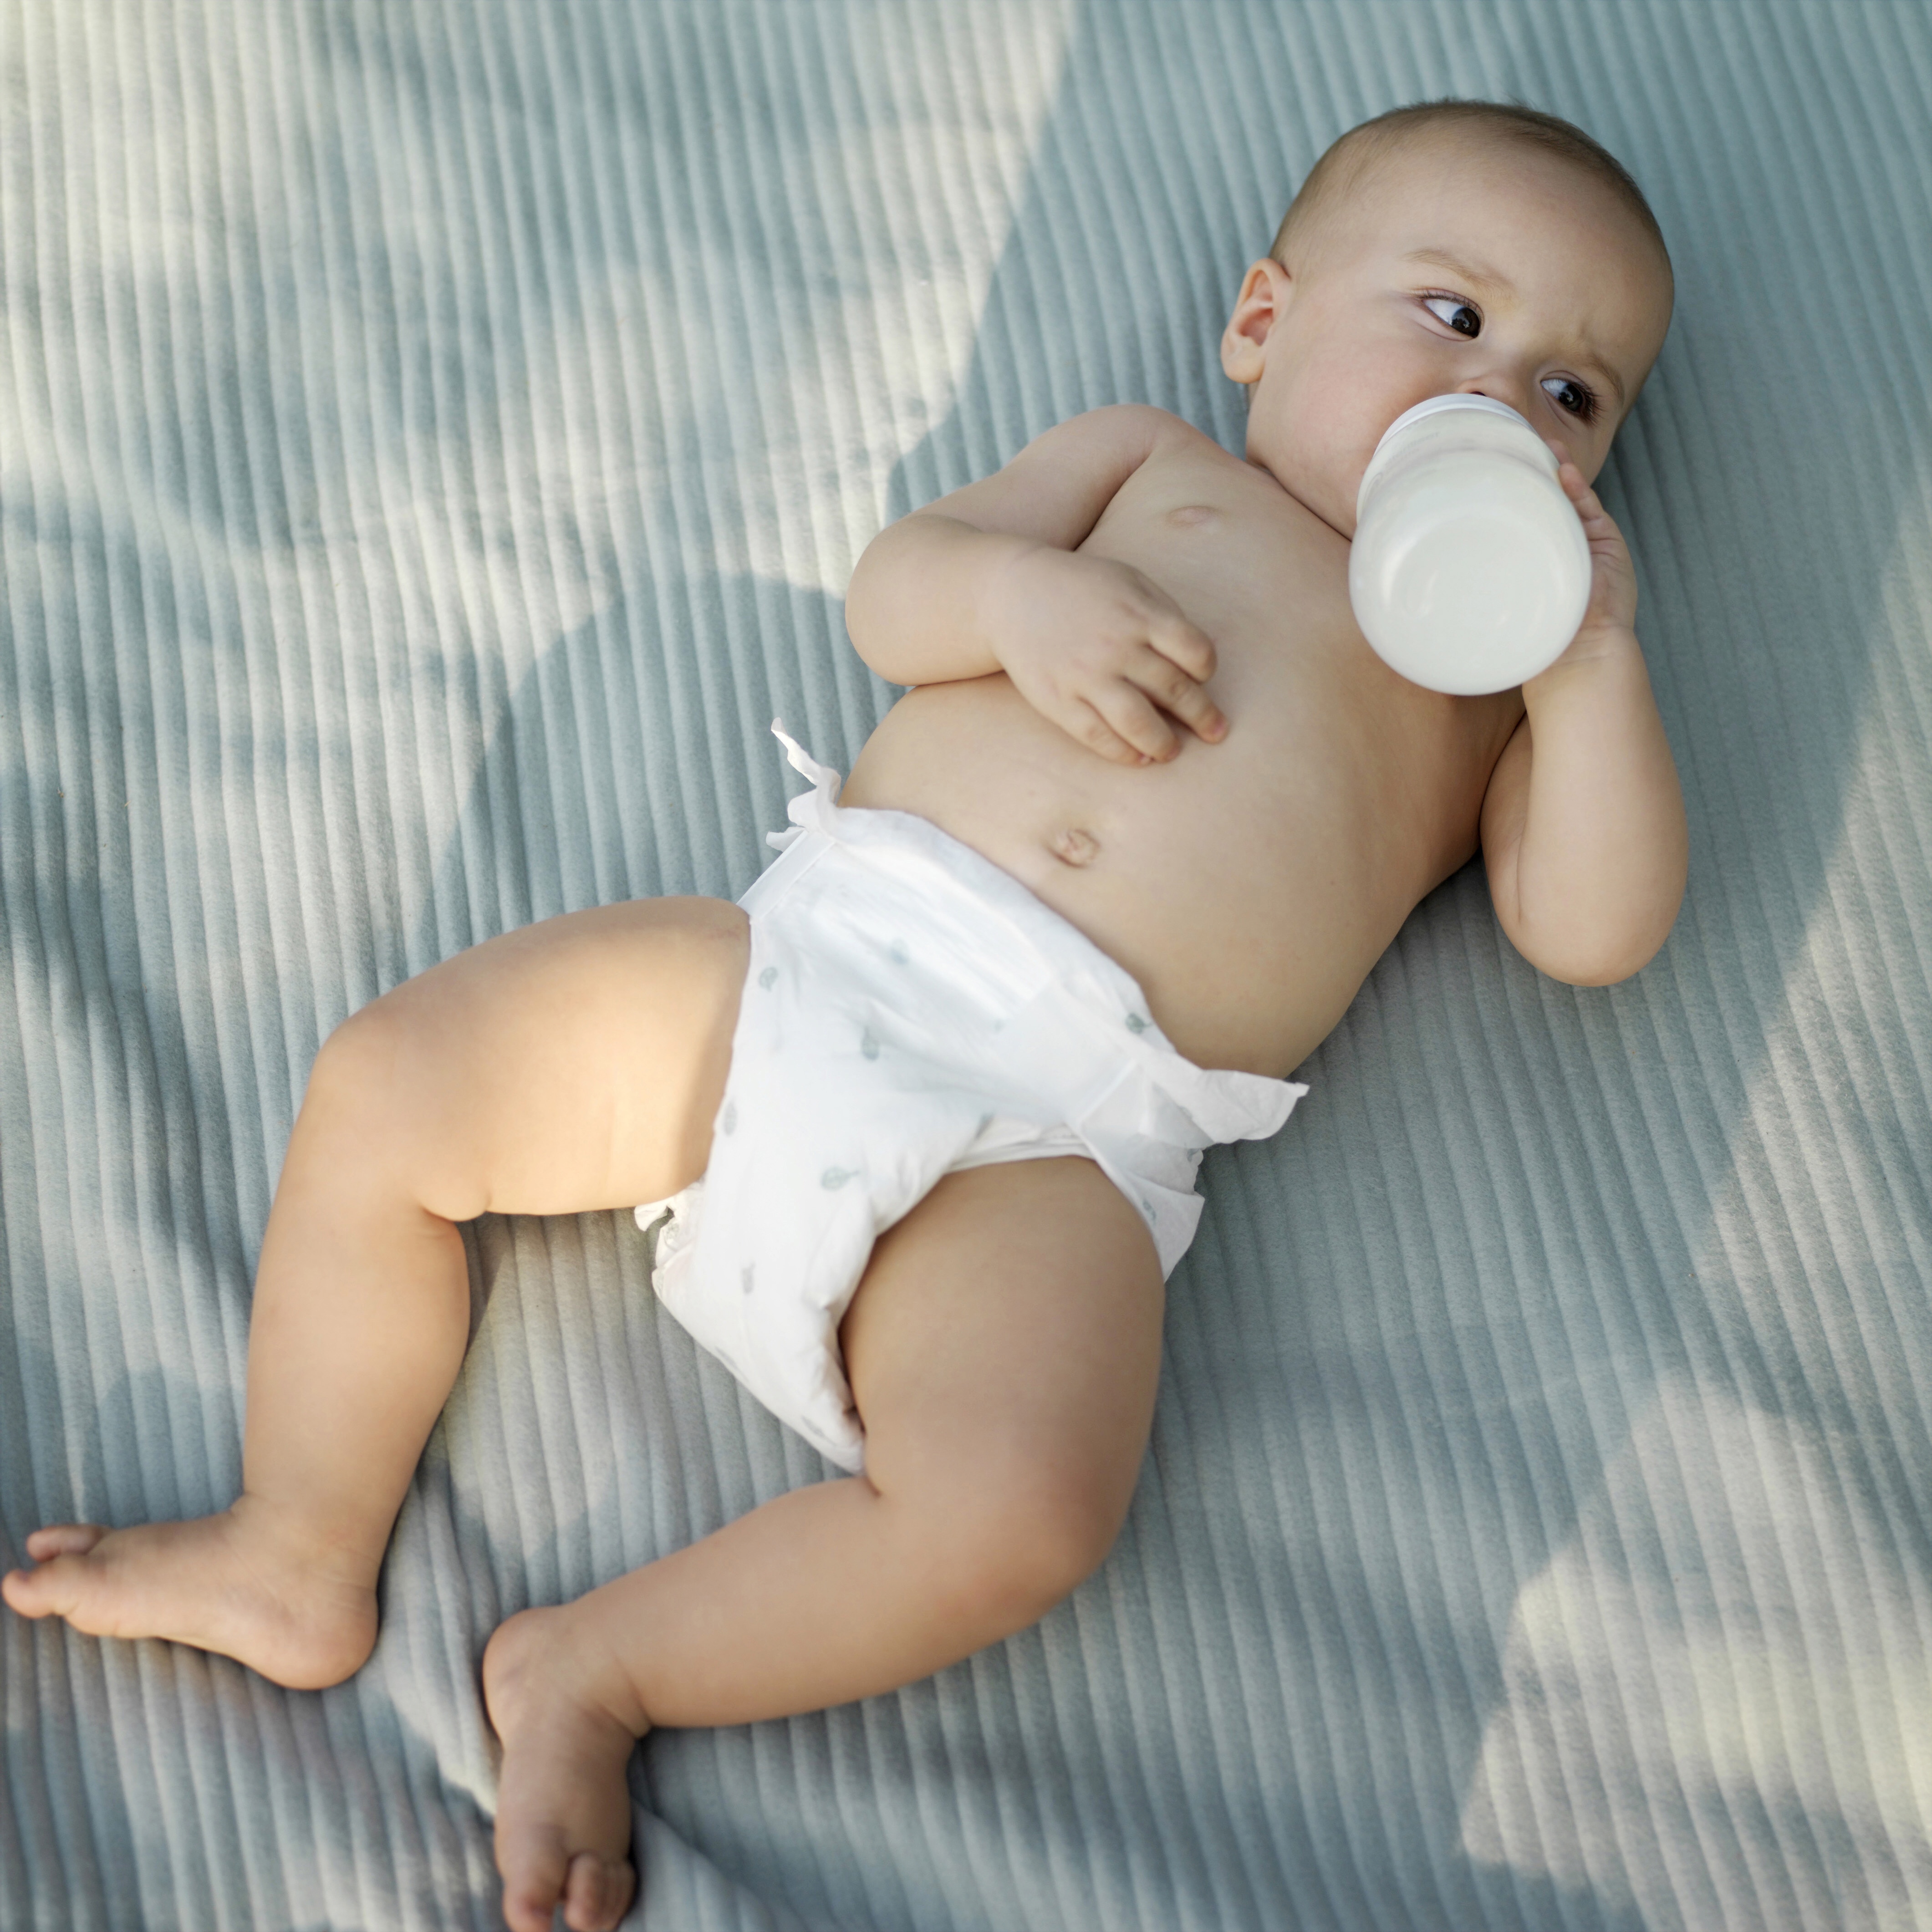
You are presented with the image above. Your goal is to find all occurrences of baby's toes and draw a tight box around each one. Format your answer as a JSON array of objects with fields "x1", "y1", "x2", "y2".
[
  {"x1": 3, "y1": 1537, "x2": 102, "y2": 1617},
  {"x1": 564, "y1": 1849, "x2": 635, "y2": 1932},
  {"x1": 26, "y1": 1524, "x2": 107, "y2": 1562},
  {"x1": 496, "y1": 1825, "x2": 576, "y2": 1932}
]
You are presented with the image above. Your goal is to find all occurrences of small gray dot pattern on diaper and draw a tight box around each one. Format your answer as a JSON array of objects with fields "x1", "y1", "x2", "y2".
[
  {"x1": 719, "y1": 1100, "x2": 737, "y2": 1135},
  {"x1": 759, "y1": 965, "x2": 778, "y2": 989},
  {"x1": 821, "y1": 1166, "x2": 854, "y2": 1189},
  {"x1": 1126, "y1": 1012, "x2": 1149, "y2": 1034},
  {"x1": 860, "y1": 1027, "x2": 880, "y2": 1060},
  {"x1": 741, "y1": 1264, "x2": 755, "y2": 1296},
  {"x1": 889, "y1": 939, "x2": 909, "y2": 964}
]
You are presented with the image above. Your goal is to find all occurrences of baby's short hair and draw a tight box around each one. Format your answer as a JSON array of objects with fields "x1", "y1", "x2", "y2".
[{"x1": 1273, "y1": 99, "x2": 1670, "y2": 279}]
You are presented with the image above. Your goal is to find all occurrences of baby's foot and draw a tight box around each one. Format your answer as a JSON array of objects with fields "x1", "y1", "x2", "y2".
[
  {"x1": 483, "y1": 1605, "x2": 646, "y2": 1932},
  {"x1": 0, "y1": 1500, "x2": 377, "y2": 1690}
]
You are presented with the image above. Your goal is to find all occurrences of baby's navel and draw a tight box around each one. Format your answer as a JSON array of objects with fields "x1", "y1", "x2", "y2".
[
  {"x1": 1050, "y1": 826, "x2": 1100, "y2": 867},
  {"x1": 1166, "y1": 504, "x2": 1218, "y2": 528}
]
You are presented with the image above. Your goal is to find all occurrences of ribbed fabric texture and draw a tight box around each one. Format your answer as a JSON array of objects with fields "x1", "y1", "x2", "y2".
[{"x1": 3, "y1": 1, "x2": 1929, "y2": 1927}]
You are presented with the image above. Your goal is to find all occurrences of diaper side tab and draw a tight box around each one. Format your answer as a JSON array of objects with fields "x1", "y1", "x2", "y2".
[
  {"x1": 765, "y1": 719, "x2": 843, "y2": 853},
  {"x1": 771, "y1": 718, "x2": 843, "y2": 796}
]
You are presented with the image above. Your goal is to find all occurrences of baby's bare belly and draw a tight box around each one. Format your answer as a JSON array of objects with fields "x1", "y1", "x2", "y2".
[{"x1": 841, "y1": 676, "x2": 1433, "y2": 1076}]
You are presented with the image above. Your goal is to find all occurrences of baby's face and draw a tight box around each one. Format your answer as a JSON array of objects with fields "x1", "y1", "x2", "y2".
[{"x1": 1222, "y1": 136, "x2": 1672, "y2": 537}]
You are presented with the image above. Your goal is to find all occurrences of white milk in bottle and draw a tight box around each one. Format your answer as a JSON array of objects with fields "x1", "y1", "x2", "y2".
[{"x1": 1348, "y1": 393, "x2": 1591, "y2": 695}]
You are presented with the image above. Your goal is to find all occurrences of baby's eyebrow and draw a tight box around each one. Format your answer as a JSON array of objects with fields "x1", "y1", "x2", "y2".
[{"x1": 1402, "y1": 246, "x2": 1515, "y2": 294}]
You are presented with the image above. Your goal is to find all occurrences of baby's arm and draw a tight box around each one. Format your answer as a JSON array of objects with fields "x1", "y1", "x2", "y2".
[
  {"x1": 1479, "y1": 449, "x2": 1688, "y2": 985},
  {"x1": 844, "y1": 405, "x2": 1226, "y2": 765}
]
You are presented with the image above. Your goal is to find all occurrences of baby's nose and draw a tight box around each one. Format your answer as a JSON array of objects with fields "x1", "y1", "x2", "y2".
[{"x1": 1455, "y1": 376, "x2": 1533, "y2": 418}]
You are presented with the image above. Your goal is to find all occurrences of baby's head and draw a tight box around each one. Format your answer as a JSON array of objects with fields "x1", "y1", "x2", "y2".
[{"x1": 1221, "y1": 101, "x2": 1673, "y2": 536}]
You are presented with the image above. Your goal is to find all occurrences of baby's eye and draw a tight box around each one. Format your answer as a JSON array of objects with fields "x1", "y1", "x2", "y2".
[
  {"x1": 1422, "y1": 294, "x2": 1481, "y2": 337},
  {"x1": 1541, "y1": 374, "x2": 1598, "y2": 421}
]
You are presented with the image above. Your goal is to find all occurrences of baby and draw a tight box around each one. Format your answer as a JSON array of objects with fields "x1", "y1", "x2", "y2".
[{"x1": 4, "y1": 98, "x2": 1684, "y2": 1932}]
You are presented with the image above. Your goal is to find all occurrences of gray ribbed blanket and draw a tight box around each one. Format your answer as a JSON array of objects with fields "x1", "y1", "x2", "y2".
[{"x1": 4, "y1": 2, "x2": 1929, "y2": 1927}]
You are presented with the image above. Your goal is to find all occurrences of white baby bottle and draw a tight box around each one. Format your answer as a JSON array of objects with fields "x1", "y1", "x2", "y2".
[{"x1": 1348, "y1": 393, "x2": 1591, "y2": 695}]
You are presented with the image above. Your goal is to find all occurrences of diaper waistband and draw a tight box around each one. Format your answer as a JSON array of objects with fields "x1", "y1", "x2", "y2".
[{"x1": 747, "y1": 720, "x2": 1305, "y2": 1149}]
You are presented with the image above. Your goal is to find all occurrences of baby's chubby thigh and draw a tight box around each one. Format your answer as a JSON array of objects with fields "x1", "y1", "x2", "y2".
[
  {"x1": 838, "y1": 1155, "x2": 1165, "y2": 1631},
  {"x1": 318, "y1": 896, "x2": 750, "y2": 1223}
]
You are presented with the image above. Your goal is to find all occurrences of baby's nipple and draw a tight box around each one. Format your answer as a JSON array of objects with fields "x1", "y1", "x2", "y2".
[{"x1": 1050, "y1": 826, "x2": 1099, "y2": 867}]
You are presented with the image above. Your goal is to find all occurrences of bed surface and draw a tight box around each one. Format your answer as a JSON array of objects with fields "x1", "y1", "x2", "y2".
[{"x1": 4, "y1": 2, "x2": 1930, "y2": 1926}]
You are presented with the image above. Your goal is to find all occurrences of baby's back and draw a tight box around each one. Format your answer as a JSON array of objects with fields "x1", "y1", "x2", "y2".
[{"x1": 842, "y1": 418, "x2": 1523, "y2": 1076}]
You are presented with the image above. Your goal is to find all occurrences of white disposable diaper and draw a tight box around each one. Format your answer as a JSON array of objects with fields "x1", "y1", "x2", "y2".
[{"x1": 635, "y1": 722, "x2": 1307, "y2": 1473}]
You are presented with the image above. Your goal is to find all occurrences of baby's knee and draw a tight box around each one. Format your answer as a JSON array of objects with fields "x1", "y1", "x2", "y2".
[
  {"x1": 304, "y1": 1006, "x2": 404, "y2": 1122},
  {"x1": 300, "y1": 1005, "x2": 469, "y2": 1207},
  {"x1": 912, "y1": 1451, "x2": 1133, "y2": 1635}
]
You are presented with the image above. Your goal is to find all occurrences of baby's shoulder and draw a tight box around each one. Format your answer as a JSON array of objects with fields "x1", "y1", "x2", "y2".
[
  {"x1": 1101, "y1": 403, "x2": 1226, "y2": 459},
  {"x1": 1049, "y1": 401, "x2": 1228, "y2": 459},
  {"x1": 1102, "y1": 407, "x2": 1263, "y2": 506}
]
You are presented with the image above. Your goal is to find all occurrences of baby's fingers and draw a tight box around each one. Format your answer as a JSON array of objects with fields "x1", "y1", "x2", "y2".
[
  {"x1": 1068, "y1": 697, "x2": 1158, "y2": 766},
  {"x1": 1548, "y1": 440, "x2": 1617, "y2": 530},
  {"x1": 1091, "y1": 681, "x2": 1189, "y2": 764},
  {"x1": 1553, "y1": 456, "x2": 1633, "y2": 566},
  {"x1": 1547, "y1": 439, "x2": 1639, "y2": 632},
  {"x1": 1133, "y1": 645, "x2": 1227, "y2": 744},
  {"x1": 1148, "y1": 608, "x2": 1218, "y2": 685}
]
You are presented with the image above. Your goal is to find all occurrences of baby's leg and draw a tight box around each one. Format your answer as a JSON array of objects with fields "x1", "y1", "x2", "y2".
[
  {"x1": 2, "y1": 897, "x2": 748, "y2": 1689},
  {"x1": 484, "y1": 1154, "x2": 1163, "y2": 1932}
]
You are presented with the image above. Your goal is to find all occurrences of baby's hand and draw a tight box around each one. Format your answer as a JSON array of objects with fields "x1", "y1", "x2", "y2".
[
  {"x1": 1549, "y1": 439, "x2": 1639, "y2": 654},
  {"x1": 982, "y1": 546, "x2": 1227, "y2": 765}
]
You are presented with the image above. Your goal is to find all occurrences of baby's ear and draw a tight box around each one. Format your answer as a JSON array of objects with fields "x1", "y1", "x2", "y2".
[{"x1": 1219, "y1": 258, "x2": 1289, "y2": 383}]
